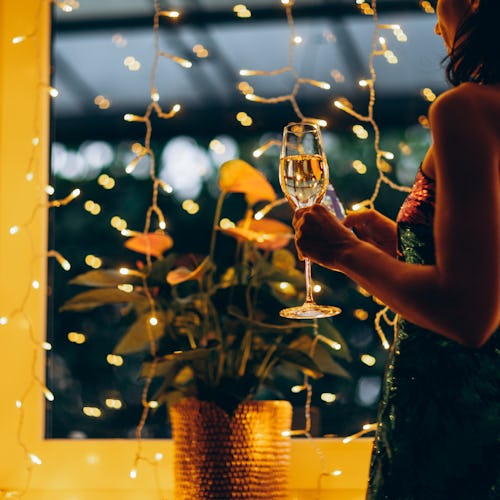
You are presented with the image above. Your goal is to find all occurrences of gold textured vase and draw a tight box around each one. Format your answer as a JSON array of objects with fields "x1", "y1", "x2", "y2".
[{"x1": 170, "y1": 398, "x2": 292, "y2": 499}]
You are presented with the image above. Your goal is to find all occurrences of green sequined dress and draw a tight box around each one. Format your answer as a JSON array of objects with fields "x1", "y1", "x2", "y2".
[{"x1": 366, "y1": 167, "x2": 500, "y2": 500}]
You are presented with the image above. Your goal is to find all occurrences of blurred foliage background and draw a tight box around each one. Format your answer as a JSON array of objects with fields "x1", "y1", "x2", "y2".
[{"x1": 46, "y1": 123, "x2": 431, "y2": 438}]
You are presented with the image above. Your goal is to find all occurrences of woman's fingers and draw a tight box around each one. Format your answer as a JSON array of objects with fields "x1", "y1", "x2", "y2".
[
  {"x1": 292, "y1": 206, "x2": 310, "y2": 227},
  {"x1": 343, "y1": 209, "x2": 374, "y2": 228}
]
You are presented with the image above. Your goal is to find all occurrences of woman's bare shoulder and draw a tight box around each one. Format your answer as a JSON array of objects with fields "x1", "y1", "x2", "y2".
[
  {"x1": 431, "y1": 84, "x2": 475, "y2": 111},
  {"x1": 430, "y1": 83, "x2": 500, "y2": 133}
]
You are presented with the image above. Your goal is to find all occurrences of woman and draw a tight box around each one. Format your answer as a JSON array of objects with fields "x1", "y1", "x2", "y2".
[{"x1": 293, "y1": 0, "x2": 499, "y2": 498}]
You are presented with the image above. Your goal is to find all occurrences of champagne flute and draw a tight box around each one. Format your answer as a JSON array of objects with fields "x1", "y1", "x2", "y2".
[{"x1": 278, "y1": 122, "x2": 342, "y2": 319}]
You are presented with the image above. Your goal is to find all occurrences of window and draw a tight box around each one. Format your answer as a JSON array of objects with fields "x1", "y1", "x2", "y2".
[{"x1": 0, "y1": 1, "x2": 370, "y2": 496}]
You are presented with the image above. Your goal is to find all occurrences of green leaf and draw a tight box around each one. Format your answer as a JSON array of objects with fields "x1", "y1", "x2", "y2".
[
  {"x1": 276, "y1": 347, "x2": 323, "y2": 379},
  {"x1": 256, "y1": 261, "x2": 305, "y2": 289},
  {"x1": 114, "y1": 311, "x2": 168, "y2": 355},
  {"x1": 147, "y1": 254, "x2": 177, "y2": 284},
  {"x1": 140, "y1": 358, "x2": 178, "y2": 379},
  {"x1": 157, "y1": 389, "x2": 188, "y2": 408},
  {"x1": 60, "y1": 288, "x2": 147, "y2": 312},
  {"x1": 312, "y1": 344, "x2": 351, "y2": 379},
  {"x1": 219, "y1": 266, "x2": 237, "y2": 289},
  {"x1": 69, "y1": 269, "x2": 142, "y2": 287},
  {"x1": 174, "y1": 366, "x2": 195, "y2": 385},
  {"x1": 316, "y1": 320, "x2": 352, "y2": 361},
  {"x1": 272, "y1": 249, "x2": 296, "y2": 272},
  {"x1": 160, "y1": 346, "x2": 218, "y2": 362}
]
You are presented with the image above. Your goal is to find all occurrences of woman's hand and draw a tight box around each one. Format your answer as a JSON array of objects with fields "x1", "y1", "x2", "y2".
[
  {"x1": 343, "y1": 209, "x2": 397, "y2": 257},
  {"x1": 293, "y1": 204, "x2": 357, "y2": 270}
]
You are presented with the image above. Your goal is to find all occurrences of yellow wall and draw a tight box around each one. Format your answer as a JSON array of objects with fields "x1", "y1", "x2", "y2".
[{"x1": 0, "y1": 1, "x2": 372, "y2": 497}]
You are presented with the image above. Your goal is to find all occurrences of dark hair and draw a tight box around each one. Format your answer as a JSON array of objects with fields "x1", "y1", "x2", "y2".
[{"x1": 444, "y1": 0, "x2": 500, "y2": 85}]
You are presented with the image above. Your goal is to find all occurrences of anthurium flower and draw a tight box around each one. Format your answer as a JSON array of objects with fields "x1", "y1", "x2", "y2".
[
  {"x1": 124, "y1": 232, "x2": 173, "y2": 258},
  {"x1": 218, "y1": 159, "x2": 276, "y2": 205},
  {"x1": 220, "y1": 218, "x2": 293, "y2": 251},
  {"x1": 167, "y1": 257, "x2": 210, "y2": 285}
]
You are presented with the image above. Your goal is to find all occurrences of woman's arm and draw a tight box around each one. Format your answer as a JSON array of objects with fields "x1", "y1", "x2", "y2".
[
  {"x1": 427, "y1": 86, "x2": 499, "y2": 345},
  {"x1": 295, "y1": 87, "x2": 500, "y2": 347}
]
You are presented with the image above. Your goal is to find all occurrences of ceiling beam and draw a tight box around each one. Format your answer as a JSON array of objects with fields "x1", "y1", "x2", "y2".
[
  {"x1": 53, "y1": 94, "x2": 431, "y2": 143},
  {"x1": 54, "y1": 2, "x2": 432, "y2": 33}
]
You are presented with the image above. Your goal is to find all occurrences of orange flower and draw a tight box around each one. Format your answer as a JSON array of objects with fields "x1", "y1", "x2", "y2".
[
  {"x1": 220, "y1": 218, "x2": 292, "y2": 251},
  {"x1": 124, "y1": 232, "x2": 173, "y2": 258},
  {"x1": 166, "y1": 267, "x2": 197, "y2": 286},
  {"x1": 167, "y1": 257, "x2": 210, "y2": 285},
  {"x1": 218, "y1": 159, "x2": 276, "y2": 205}
]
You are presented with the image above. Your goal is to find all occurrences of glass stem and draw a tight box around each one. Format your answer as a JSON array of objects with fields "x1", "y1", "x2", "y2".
[{"x1": 304, "y1": 258, "x2": 315, "y2": 305}]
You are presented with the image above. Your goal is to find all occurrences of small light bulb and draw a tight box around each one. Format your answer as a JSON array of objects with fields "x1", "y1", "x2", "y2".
[
  {"x1": 361, "y1": 354, "x2": 376, "y2": 366},
  {"x1": 43, "y1": 388, "x2": 55, "y2": 401},
  {"x1": 159, "y1": 10, "x2": 180, "y2": 18},
  {"x1": 320, "y1": 392, "x2": 337, "y2": 403},
  {"x1": 29, "y1": 454, "x2": 42, "y2": 465}
]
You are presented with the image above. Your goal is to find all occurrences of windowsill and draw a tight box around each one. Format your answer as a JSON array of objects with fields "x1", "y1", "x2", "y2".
[{"x1": 3, "y1": 438, "x2": 371, "y2": 498}]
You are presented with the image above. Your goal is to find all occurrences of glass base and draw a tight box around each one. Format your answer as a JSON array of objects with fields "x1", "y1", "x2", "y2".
[{"x1": 279, "y1": 303, "x2": 341, "y2": 319}]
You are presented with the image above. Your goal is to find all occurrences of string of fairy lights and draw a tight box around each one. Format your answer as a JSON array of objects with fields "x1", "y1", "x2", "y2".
[
  {"x1": 1, "y1": 0, "x2": 438, "y2": 497},
  {"x1": 122, "y1": 0, "x2": 349, "y2": 481},
  {"x1": 119, "y1": 1, "x2": 191, "y2": 485},
  {"x1": 239, "y1": 0, "x2": 360, "y2": 484},
  {"x1": 241, "y1": 0, "x2": 436, "y2": 490},
  {"x1": 2, "y1": 0, "x2": 81, "y2": 496}
]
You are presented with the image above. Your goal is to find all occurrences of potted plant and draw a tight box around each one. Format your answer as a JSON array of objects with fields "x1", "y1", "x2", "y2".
[{"x1": 61, "y1": 159, "x2": 350, "y2": 499}]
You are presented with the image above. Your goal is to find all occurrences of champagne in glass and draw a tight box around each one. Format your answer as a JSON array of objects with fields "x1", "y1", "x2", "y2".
[{"x1": 279, "y1": 122, "x2": 341, "y2": 319}]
